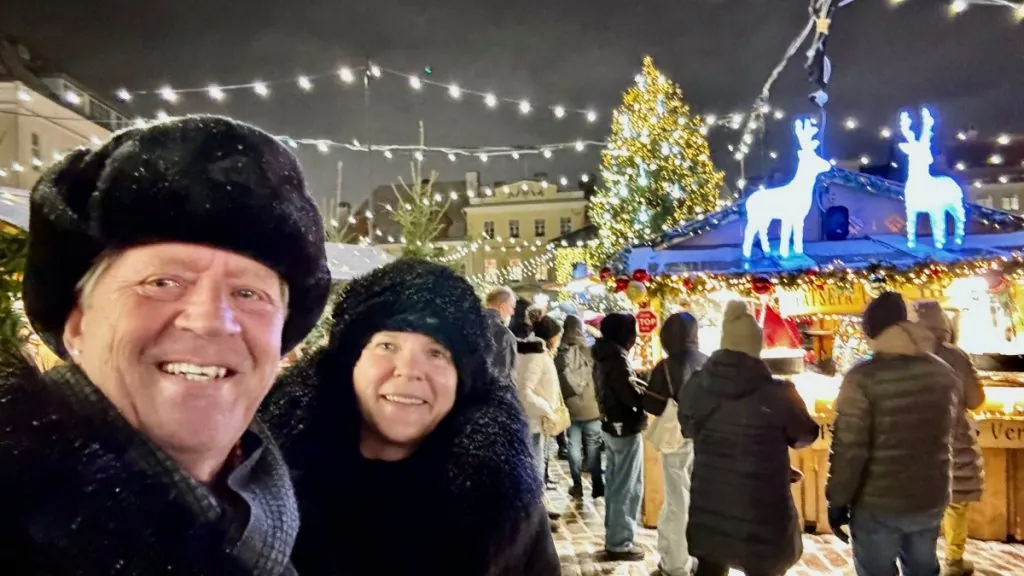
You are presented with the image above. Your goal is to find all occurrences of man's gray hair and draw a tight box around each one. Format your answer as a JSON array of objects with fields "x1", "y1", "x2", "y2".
[
  {"x1": 485, "y1": 286, "x2": 516, "y2": 307},
  {"x1": 74, "y1": 249, "x2": 289, "y2": 310}
]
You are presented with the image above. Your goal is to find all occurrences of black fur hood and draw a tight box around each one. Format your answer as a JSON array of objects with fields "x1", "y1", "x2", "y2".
[
  {"x1": 261, "y1": 343, "x2": 558, "y2": 574},
  {"x1": 516, "y1": 336, "x2": 548, "y2": 355}
]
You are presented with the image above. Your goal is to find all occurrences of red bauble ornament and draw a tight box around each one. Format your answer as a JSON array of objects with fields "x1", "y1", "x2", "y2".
[
  {"x1": 631, "y1": 268, "x2": 651, "y2": 284},
  {"x1": 614, "y1": 277, "x2": 630, "y2": 293},
  {"x1": 986, "y1": 271, "x2": 1009, "y2": 293},
  {"x1": 752, "y1": 276, "x2": 774, "y2": 295},
  {"x1": 682, "y1": 277, "x2": 694, "y2": 291},
  {"x1": 599, "y1": 267, "x2": 614, "y2": 282}
]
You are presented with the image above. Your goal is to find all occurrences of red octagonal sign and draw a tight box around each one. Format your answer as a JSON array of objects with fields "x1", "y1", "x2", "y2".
[{"x1": 636, "y1": 310, "x2": 658, "y2": 334}]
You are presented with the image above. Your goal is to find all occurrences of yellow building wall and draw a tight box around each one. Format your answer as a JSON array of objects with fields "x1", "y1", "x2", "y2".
[{"x1": 464, "y1": 181, "x2": 587, "y2": 285}]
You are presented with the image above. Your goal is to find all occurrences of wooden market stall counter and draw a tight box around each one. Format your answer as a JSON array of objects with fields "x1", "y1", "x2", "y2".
[{"x1": 640, "y1": 370, "x2": 1024, "y2": 542}]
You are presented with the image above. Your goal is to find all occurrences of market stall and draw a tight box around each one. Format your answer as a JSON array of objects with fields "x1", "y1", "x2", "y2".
[{"x1": 612, "y1": 164, "x2": 1024, "y2": 539}]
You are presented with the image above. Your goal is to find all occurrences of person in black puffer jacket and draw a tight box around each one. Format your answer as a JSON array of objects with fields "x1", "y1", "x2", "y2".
[
  {"x1": 680, "y1": 301, "x2": 819, "y2": 576},
  {"x1": 592, "y1": 312, "x2": 647, "y2": 562}
]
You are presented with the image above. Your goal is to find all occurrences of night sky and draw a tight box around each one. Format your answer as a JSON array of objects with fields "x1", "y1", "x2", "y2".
[{"x1": 2, "y1": 0, "x2": 1021, "y2": 205}]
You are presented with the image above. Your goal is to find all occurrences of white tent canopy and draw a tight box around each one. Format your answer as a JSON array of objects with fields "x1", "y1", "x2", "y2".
[{"x1": 0, "y1": 187, "x2": 392, "y2": 281}]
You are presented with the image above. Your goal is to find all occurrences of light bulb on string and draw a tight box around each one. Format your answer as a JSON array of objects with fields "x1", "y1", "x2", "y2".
[
  {"x1": 383, "y1": 150, "x2": 393, "y2": 159},
  {"x1": 518, "y1": 100, "x2": 531, "y2": 114},
  {"x1": 115, "y1": 88, "x2": 131, "y2": 102},
  {"x1": 297, "y1": 76, "x2": 313, "y2": 91},
  {"x1": 575, "y1": 140, "x2": 585, "y2": 152},
  {"x1": 414, "y1": 151, "x2": 424, "y2": 161},
  {"x1": 316, "y1": 141, "x2": 330, "y2": 154},
  {"x1": 542, "y1": 149, "x2": 553, "y2": 159},
  {"x1": 586, "y1": 110, "x2": 598, "y2": 123},
  {"x1": 369, "y1": 64, "x2": 382, "y2": 78},
  {"x1": 880, "y1": 127, "x2": 893, "y2": 139},
  {"x1": 207, "y1": 85, "x2": 225, "y2": 101},
  {"x1": 511, "y1": 152, "x2": 520, "y2": 160},
  {"x1": 158, "y1": 86, "x2": 178, "y2": 103},
  {"x1": 997, "y1": 134, "x2": 1012, "y2": 145},
  {"x1": 253, "y1": 82, "x2": 269, "y2": 97},
  {"x1": 449, "y1": 84, "x2": 462, "y2": 99},
  {"x1": 559, "y1": 176, "x2": 569, "y2": 186},
  {"x1": 448, "y1": 153, "x2": 457, "y2": 162},
  {"x1": 409, "y1": 76, "x2": 422, "y2": 90},
  {"x1": 949, "y1": 1, "x2": 968, "y2": 16},
  {"x1": 338, "y1": 67, "x2": 355, "y2": 84},
  {"x1": 483, "y1": 93, "x2": 498, "y2": 108},
  {"x1": 553, "y1": 106, "x2": 566, "y2": 119}
]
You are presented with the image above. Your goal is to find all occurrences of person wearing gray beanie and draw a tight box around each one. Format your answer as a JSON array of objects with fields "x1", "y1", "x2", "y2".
[
  {"x1": 827, "y1": 293, "x2": 959, "y2": 575},
  {"x1": 679, "y1": 300, "x2": 818, "y2": 575},
  {"x1": 262, "y1": 258, "x2": 559, "y2": 575}
]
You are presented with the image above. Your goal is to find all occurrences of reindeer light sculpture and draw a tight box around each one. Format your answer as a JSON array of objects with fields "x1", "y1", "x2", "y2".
[
  {"x1": 743, "y1": 119, "x2": 832, "y2": 259},
  {"x1": 898, "y1": 107, "x2": 966, "y2": 250}
]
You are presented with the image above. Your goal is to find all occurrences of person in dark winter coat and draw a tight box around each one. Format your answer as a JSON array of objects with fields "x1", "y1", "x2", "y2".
[
  {"x1": 509, "y1": 299, "x2": 534, "y2": 339},
  {"x1": 827, "y1": 292, "x2": 957, "y2": 576},
  {"x1": 643, "y1": 312, "x2": 707, "y2": 576},
  {"x1": 484, "y1": 286, "x2": 518, "y2": 384},
  {"x1": 0, "y1": 116, "x2": 331, "y2": 574},
  {"x1": 262, "y1": 259, "x2": 559, "y2": 576},
  {"x1": 915, "y1": 301, "x2": 984, "y2": 576},
  {"x1": 680, "y1": 301, "x2": 818, "y2": 576},
  {"x1": 592, "y1": 312, "x2": 647, "y2": 561},
  {"x1": 555, "y1": 314, "x2": 603, "y2": 499}
]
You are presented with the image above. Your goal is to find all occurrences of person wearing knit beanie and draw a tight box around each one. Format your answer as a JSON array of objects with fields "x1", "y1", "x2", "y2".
[
  {"x1": 679, "y1": 300, "x2": 818, "y2": 575},
  {"x1": 1, "y1": 115, "x2": 329, "y2": 574},
  {"x1": 862, "y1": 291, "x2": 908, "y2": 340},
  {"x1": 263, "y1": 258, "x2": 559, "y2": 575},
  {"x1": 720, "y1": 300, "x2": 764, "y2": 358}
]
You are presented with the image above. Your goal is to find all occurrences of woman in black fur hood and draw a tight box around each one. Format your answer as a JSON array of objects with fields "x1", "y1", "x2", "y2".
[{"x1": 262, "y1": 259, "x2": 559, "y2": 575}]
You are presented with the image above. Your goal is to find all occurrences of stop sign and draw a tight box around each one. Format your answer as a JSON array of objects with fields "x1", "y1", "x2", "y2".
[{"x1": 636, "y1": 310, "x2": 658, "y2": 334}]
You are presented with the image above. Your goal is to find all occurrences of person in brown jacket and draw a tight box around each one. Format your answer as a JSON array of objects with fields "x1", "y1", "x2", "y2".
[
  {"x1": 827, "y1": 292, "x2": 958, "y2": 576},
  {"x1": 915, "y1": 301, "x2": 985, "y2": 576}
]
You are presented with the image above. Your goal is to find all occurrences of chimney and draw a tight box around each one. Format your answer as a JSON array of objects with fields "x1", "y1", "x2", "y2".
[{"x1": 465, "y1": 171, "x2": 480, "y2": 195}]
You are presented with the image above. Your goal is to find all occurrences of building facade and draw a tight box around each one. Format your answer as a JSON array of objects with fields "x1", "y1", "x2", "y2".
[
  {"x1": 464, "y1": 178, "x2": 588, "y2": 293},
  {"x1": 0, "y1": 35, "x2": 124, "y2": 190}
]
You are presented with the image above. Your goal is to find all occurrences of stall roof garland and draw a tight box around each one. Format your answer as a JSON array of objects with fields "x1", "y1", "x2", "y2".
[{"x1": 645, "y1": 250, "x2": 1024, "y2": 301}]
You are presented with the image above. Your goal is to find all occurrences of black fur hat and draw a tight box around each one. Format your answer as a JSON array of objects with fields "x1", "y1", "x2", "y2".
[
  {"x1": 326, "y1": 258, "x2": 493, "y2": 394},
  {"x1": 22, "y1": 115, "x2": 331, "y2": 357}
]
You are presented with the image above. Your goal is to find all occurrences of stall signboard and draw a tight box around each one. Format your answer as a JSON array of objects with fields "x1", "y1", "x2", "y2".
[
  {"x1": 637, "y1": 310, "x2": 658, "y2": 334},
  {"x1": 778, "y1": 282, "x2": 946, "y2": 317},
  {"x1": 977, "y1": 419, "x2": 1024, "y2": 449}
]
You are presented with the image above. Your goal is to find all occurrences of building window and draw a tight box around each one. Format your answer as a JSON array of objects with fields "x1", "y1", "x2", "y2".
[
  {"x1": 560, "y1": 217, "x2": 572, "y2": 236},
  {"x1": 534, "y1": 218, "x2": 546, "y2": 237},
  {"x1": 535, "y1": 263, "x2": 549, "y2": 282},
  {"x1": 1002, "y1": 197, "x2": 1013, "y2": 211},
  {"x1": 978, "y1": 196, "x2": 993, "y2": 209},
  {"x1": 484, "y1": 258, "x2": 497, "y2": 281},
  {"x1": 1013, "y1": 196, "x2": 1021, "y2": 211},
  {"x1": 483, "y1": 220, "x2": 495, "y2": 238},
  {"x1": 30, "y1": 133, "x2": 41, "y2": 172},
  {"x1": 509, "y1": 258, "x2": 523, "y2": 281},
  {"x1": 509, "y1": 220, "x2": 520, "y2": 238}
]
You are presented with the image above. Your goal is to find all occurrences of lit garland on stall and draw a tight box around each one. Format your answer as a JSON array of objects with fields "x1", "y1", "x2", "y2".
[
  {"x1": 589, "y1": 56, "x2": 724, "y2": 260},
  {"x1": 639, "y1": 252, "x2": 1024, "y2": 301}
]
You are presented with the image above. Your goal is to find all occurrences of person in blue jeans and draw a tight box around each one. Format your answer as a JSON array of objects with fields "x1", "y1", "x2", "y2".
[
  {"x1": 592, "y1": 312, "x2": 646, "y2": 562},
  {"x1": 827, "y1": 292, "x2": 958, "y2": 576},
  {"x1": 556, "y1": 314, "x2": 604, "y2": 499}
]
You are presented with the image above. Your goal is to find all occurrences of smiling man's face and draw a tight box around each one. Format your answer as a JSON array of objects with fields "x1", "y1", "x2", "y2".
[{"x1": 62, "y1": 242, "x2": 286, "y2": 472}]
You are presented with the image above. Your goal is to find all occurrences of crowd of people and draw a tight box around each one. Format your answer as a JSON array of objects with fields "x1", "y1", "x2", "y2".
[{"x1": 0, "y1": 114, "x2": 986, "y2": 576}]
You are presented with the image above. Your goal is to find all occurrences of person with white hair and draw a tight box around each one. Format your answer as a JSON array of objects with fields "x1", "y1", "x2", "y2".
[{"x1": 483, "y1": 286, "x2": 518, "y2": 383}]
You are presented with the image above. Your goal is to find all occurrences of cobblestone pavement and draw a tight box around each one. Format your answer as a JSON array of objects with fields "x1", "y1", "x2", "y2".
[{"x1": 547, "y1": 461, "x2": 1024, "y2": 575}]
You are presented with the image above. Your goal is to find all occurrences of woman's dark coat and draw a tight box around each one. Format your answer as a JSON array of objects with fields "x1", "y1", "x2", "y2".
[
  {"x1": 263, "y1": 348, "x2": 558, "y2": 575},
  {"x1": 678, "y1": 350, "x2": 819, "y2": 575}
]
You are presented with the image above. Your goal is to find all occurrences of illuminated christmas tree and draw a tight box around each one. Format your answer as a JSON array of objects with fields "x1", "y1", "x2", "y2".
[{"x1": 589, "y1": 56, "x2": 724, "y2": 261}]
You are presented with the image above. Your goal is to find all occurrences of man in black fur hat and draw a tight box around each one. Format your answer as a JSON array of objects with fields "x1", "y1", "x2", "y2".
[{"x1": 0, "y1": 116, "x2": 331, "y2": 575}]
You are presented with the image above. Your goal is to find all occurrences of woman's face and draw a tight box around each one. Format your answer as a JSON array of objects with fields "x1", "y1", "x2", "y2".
[{"x1": 353, "y1": 331, "x2": 458, "y2": 460}]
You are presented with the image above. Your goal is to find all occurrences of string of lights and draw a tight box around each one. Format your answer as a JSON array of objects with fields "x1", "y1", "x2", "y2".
[{"x1": 728, "y1": 0, "x2": 1024, "y2": 168}]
